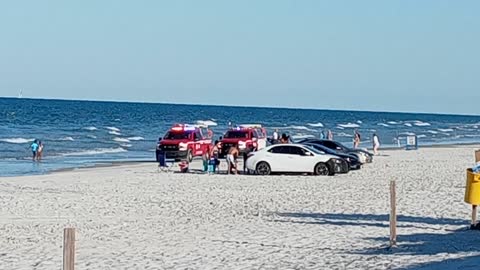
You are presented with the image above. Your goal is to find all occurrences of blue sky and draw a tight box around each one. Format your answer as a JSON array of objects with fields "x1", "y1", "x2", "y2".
[{"x1": 0, "y1": 1, "x2": 479, "y2": 114}]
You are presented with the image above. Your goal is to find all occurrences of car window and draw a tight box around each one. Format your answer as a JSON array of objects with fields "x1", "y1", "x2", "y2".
[
  {"x1": 269, "y1": 146, "x2": 289, "y2": 154},
  {"x1": 224, "y1": 131, "x2": 249, "y2": 139},
  {"x1": 164, "y1": 131, "x2": 192, "y2": 140},
  {"x1": 287, "y1": 146, "x2": 304, "y2": 156},
  {"x1": 194, "y1": 130, "x2": 202, "y2": 141}
]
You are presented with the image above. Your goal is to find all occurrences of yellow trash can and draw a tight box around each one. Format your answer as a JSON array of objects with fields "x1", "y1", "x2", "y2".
[{"x1": 465, "y1": 169, "x2": 480, "y2": 205}]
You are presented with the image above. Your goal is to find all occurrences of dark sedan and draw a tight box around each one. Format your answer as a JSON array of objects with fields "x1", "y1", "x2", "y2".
[
  {"x1": 297, "y1": 139, "x2": 373, "y2": 164},
  {"x1": 303, "y1": 143, "x2": 362, "y2": 170}
]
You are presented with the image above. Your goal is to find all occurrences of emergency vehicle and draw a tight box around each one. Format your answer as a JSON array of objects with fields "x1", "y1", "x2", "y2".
[
  {"x1": 156, "y1": 124, "x2": 212, "y2": 162},
  {"x1": 219, "y1": 124, "x2": 267, "y2": 158}
]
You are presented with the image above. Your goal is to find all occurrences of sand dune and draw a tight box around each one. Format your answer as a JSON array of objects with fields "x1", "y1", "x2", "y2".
[{"x1": 1, "y1": 146, "x2": 480, "y2": 269}]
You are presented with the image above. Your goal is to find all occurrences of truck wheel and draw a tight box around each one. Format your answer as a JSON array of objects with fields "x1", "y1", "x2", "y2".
[{"x1": 187, "y1": 150, "x2": 193, "y2": 162}]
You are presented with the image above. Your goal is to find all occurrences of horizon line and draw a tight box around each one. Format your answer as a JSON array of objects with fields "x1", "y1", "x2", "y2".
[{"x1": 1, "y1": 95, "x2": 479, "y2": 118}]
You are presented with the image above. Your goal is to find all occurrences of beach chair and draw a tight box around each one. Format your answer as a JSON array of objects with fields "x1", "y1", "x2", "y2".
[{"x1": 158, "y1": 152, "x2": 175, "y2": 172}]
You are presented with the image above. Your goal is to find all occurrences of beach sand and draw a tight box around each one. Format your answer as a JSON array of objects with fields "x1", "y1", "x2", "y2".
[{"x1": 1, "y1": 146, "x2": 480, "y2": 269}]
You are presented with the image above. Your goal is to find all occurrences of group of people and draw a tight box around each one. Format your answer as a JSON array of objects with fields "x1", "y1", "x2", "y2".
[
  {"x1": 353, "y1": 130, "x2": 380, "y2": 155},
  {"x1": 204, "y1": 140, "x2": 241, "y2": 175},
  {"x1": 30, "y1": 139, "x2": 44, "y2": 161}
]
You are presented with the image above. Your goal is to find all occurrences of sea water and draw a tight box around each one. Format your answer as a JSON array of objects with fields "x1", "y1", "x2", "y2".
[{"x1": 1, "y1": 97, "x2": 479, "y2": 176}]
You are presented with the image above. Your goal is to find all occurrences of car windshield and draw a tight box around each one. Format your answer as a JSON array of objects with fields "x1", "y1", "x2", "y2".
[
  {"x1": 163, "y1": 131, "x2": 192, "y2": 140},
  {"x1": 303, "y1": 145, "x2": 324, "y2": 155},
  {"x1": 224, "y1": 131, "x2": 249, "y2": 139}
]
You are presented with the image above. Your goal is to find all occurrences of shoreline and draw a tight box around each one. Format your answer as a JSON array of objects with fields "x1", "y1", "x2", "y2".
[{"x1": 2, "y1": 142, "x2": 479, "y2": 178}]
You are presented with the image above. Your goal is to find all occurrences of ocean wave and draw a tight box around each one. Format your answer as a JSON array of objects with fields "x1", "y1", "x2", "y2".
[
  {"x1": 287, "y1": 125, "x2": 315, "y2": 131},
  {"x1": 291, "y1": 134, "x2": 315, "y2": 140},
  {"x1": 438, "y1": 128, "x2": 454, "y2": 132},
  {"x1": 399, "y1": 132, "x2": 416, "y2": 136},
  {"x1": 121, "y1": 144, "x2": 133, "y2": 148},
  {"x1": 83, "y1": 126, "x2": 97, "y2": 131},
  {"x1": 127, "y1": 136, "x2": 144, "y2": 141},
  {"x1": 307, "y1": 122, "x2": 324, "y2": 127},
  {"x1": 377, "y1": 123, "x2": 390, "y2": 127},
  {"x1": 336, "y1": 132, "x2": 354, "y2": 138},
  {"x1": 87, "y1": 135, "x2": 97, "y2": 139},
  {"x1": 106, "y1": 126, "x2": 121, "y2": 132},
  {"x1": 338, "y1": 123, "x2": 360, "y2": 128},
  {"x1": 59, "y1": 137, "x2": 75, "y2": 141},
  {"x1": 113, "y1": 137, "x2": 130, "y2": 143},
  {"x1": 417, "y1": 135, "x2": 427, "y2": 138},
  {"x1": 413, "y1": 121, "x2": 431, "y2": 127},
  {"x1": 196, "y1": 120, "x2": 218, "y2": 127},
  {"x1": 61, "y1": 147, "x2": 127, "y2": 156},
  {"x1": 387, "y1": 121, "x2": 400, "y2": 125},
  {"x1": 357, "y1": 120, "x2": 363, "y2": 124},
  {"x1": 109, "y1": 131, "x2": 122, "y2": 136},
  {"x1": 427, "y1": 130, "x2": 438, "y2": 134},
  {"x1": 0, "y1": 138, "x2": 34, "y2": 144},
  {"x1": 404, "y1": 123, "x2": 413, "y2": 127}
]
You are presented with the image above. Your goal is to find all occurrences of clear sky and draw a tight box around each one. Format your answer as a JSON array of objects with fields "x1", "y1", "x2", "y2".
[{"x1": 0, "y1": 1, "x2": 478, "y2": 114}]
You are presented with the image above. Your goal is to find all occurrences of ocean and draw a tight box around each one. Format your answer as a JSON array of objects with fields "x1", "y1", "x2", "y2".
[{"x1": 1, "y1": 97, "x2": 480, "y2": 176}]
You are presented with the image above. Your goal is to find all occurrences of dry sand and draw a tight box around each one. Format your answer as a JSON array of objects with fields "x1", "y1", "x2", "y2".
[{"x1": 1, "y1": 146, "x2": 480, "y2": 269}]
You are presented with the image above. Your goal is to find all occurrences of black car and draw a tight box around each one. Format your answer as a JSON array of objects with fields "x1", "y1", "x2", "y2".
[
  {"x1": 303, "y1": 143, "x2": 362, "y2": 170},
  {"x1": 297, "y1": 139, "x2": 373, "y2": 163}
]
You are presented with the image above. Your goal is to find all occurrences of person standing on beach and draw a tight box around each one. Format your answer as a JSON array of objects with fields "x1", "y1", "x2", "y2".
[
  {"x1": 30, "y1": 140, "x2": 39, "y2": 161},
  {"x1": 373, "y1": 133, "x2": 380, "y2": 155},
  {"x1": 353, "y1": 130, "x2": 361, "y2": 149},
  {"x1": 226, "y1": 146, "x2": 240, "y2": 174},
  {"x1": 207, "y1": 128, "x2": 214, "y2": 139},
  {"x1": 327, "y1": 130, "x2": 334, "y2": 140},
  {"x1": 272, "y1": 129, "x2": 279, "y2": 143}
]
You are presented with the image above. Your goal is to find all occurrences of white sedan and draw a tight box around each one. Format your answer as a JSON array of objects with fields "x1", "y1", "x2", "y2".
[{"x1": 245, "y1": 144, "x2": 342, "y2": 176}]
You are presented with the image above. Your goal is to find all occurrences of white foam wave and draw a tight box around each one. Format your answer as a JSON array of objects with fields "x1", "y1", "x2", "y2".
[
  {"x1": 336, "y1": 126, "x2": 345, "y2": 130},
  {"x1": 121, "y1": 144, "x2": 133, "y2": 148},
  {"x1": 404, "y1": 123, "x2": 413, "y2": 127},
  {"x1": 61, "y1": 147, "x2": 127, "y2": 156},
  {"x1": 106, "y1": 126, "x2": 121, "y2": 132},
  {"x1": 377, "y1": 123, "x2": 390, "y2": 127},
  {"x1": 83, "y1": 126, "x2": 97, "y2": 131},
  {"x1": 427, "y1": 130, "x2": 438, "y2": 134},
  {"x1": 87, "y1": 135, "x2": 97, "y2": 139},
  {"x1": 356, "y1": 120, "x2": 363, "y2": 124},
  {"x1": 399, "y1": 132, "x2": 416, "y2": 136},
  {"x1": 113, "y1": 137, "x2": 130, "y2": 143},
  {"x1": 338, "y1": 123, "x2": 360, "y2": 128},
  {"x1": 387, "y1": 121, "x2": 400, "y2": 125},
  {"x1": 59, "y1": 137, "x2": 74, "y2": 141},
  {"x1": 417, "y1": 135, "x2": 427, "y2": 138},
  {"x1": 291, "y1": 134, "x2": 315, "y2": 140},
  {"x1": 336, "y1": 132, "x2": 354, "y2": 138},
  {"x1": 414, "y1": 121, "x2": 431, "y2": 127},
  {"x1": 307, "y1": 122, "x2": 324, "y2": 127},
  {"x1": 127, "y1": 136, "x2": 144, "y2": 141},
  {"x1": 109, "y1": 131, "x2": 122, "y2": 136},
  {"x1": 196, "y1": 120, "x2": 218, "y2": 127},
  {"x1": 438, "y1": 128, "x2": 454, "y2": 132},
  {"x1": 287, "y1": 125, "x2": 315, "y2": 131},
  {"x1": 0, "y1": 138, "x2": 34, "y2": 144}
]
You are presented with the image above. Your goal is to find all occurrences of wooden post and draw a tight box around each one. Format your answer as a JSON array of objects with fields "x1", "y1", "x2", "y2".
[
  {"x1": 389, "y1": 180, "x2": 397, "y2": 247},
  {"x1": 472, "y1": 205, "x2": 478, "y2": 227},
  {"x1": 63, "y1": 228, "x2": 75, "y2": 270}
]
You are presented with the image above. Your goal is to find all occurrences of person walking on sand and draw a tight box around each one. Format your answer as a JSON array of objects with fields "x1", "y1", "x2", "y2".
[
  {"x1": 373, "y1": 133, "x2": 380, "y2": 155},
  {"x1": 327, "y1": 129, "x2": 334, "y2": 140},
  {"x1": 30, "y1": 139, "x2": 39, "y2": 161},
  {"x1": 353, "y1": 130, "x2": 361, "y2": 149}
]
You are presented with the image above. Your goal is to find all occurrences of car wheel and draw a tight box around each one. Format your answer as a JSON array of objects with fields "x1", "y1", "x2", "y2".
[
  {"x1": 256, "y1": 162, "x2": 271, "y2": 175},
  {"x1": 314, "y1": 162, "x2": 330, "y2": 176},
  {"x1": 187, "y1": 150, "x2": 193, "y2": 162}
]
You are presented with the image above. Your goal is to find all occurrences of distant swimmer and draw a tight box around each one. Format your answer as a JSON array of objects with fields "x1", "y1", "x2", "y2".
[
  {"x1": 30, "y1": 140, "x2": 39, "y2": 161},
  {"x1": 37, "y1": 140, "x2": 44, "y2": 161}
]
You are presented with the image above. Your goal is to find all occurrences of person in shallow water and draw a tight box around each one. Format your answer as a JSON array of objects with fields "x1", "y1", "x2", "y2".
[
  {"x1": 30, "y1": 140, "x2": 39, "y2": 161},
  {"x1": 353, "y1": 130, "x2": 361, "y2": 149},
  {"x1": 36, "y1": 140, "x2": 44, "y2": 161}
]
